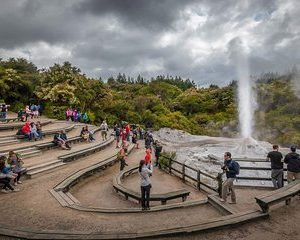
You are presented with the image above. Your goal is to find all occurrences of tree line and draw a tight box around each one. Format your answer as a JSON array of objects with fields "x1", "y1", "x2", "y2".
[{"x1": 0, "y1": 58, "x2": 299, "y2": 147}]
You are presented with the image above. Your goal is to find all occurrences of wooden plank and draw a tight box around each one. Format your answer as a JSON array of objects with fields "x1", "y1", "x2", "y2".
[
  {"x1": 48, "y1": 189, "x2": 68, "y2": 207},
  {"x1": 57, "y1": 191, "x2": 75, "y2": 206}
]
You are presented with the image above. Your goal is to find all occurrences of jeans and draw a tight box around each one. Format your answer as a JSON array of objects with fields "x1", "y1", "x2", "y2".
[
  {"x1": 0, "y1": 178, "x2": 14, "y2": 190},
  {"x1": 271, "y1": 169, "x2": 283, "y2": 188},
  {"x1": 141, "y1": 185, "x2": 151, "y2": 208}
]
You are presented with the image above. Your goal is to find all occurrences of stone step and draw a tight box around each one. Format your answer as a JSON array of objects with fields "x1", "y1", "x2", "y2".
[
  {"x1": 20, "y1": 149, "x2": 42, "y2": 159},
  {"x1": 0, "y1": 136, "x2": 16, "y2": 141},
  {"x1": 26, "y1": 159, "x2": 62, "y2": 172},
  {"x1": 26, "y1": 162, "x2": 66, "y2": 178},
  {"x1": 0, "y1": 139, "x2": 19, "y2": 146}
]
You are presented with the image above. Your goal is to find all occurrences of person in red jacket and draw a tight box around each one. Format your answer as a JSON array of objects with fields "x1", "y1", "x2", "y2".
[
  {"x1": 21, "y1": 122, "x2": 33, "y2": 141},
  {"x1": 145, "y1": 148, "x2": 152, "y2": 165}
]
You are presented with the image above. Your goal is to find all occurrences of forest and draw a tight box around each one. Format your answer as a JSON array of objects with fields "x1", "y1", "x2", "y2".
[{"x1": 0, "y1": 58, "x2": 299, "y2": 147}]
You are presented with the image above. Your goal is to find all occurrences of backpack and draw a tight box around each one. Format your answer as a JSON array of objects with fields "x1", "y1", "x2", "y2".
[
  {"x1": 231, "y1": 160, "x2": 240, "y2": 175},
  {"x1": 115, "y1": 128, "x2": 120, "y2": 136}
]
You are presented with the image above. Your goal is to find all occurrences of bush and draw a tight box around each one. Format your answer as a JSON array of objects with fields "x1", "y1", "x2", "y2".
[{"x1": 159, "y1": 151, "x2": 176, "y2": 169}]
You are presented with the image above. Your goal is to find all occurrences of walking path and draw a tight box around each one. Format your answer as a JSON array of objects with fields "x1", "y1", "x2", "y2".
[{"x1": 0, "y1": 118, "x2": 300, "y2": 239}]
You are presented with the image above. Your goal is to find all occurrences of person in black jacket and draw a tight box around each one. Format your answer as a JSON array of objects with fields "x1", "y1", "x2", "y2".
[
  {"x1": 267, "y1": 145, "x2": 284, "y2": 188},
  {"x1": 284, "y1": 145, "x2": 300, "y2": 183},
  {"x1": 220, "y1": 152, "x2": 239, "y2": 204}
]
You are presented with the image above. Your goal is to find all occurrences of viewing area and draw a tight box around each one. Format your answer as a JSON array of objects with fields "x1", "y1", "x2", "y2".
[{"x1": 0, "y1": 112, "x2": 299, "y2": 240}]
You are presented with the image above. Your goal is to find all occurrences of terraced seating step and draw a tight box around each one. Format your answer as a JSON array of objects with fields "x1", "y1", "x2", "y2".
[
  {"x1": 0, "y1": 139, "x2": 19, "y2": 146},
  {"x1": 26, "y1": 162, "x2": 66, "y2": 178},
  {"x1": 0, "y1": 120, "x2": 52, "y2": 131},
  {"x1": 58, "y1": 138, "x2": 114, "y2": 162}
]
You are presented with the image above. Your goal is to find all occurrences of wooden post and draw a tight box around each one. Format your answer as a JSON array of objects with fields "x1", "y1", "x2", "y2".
[
  {"x1": 197, "y1": 170, "x2": 201, "y2": 190},
  {"x1": 169, "y1": 159, "x2": 172, "y2": 174},
  {"x1": 182, "y1": 164, "x2": 185, "y2": 182},
  {"x1": 217, "y1": 173, "x2": 223, "y2": 197}
]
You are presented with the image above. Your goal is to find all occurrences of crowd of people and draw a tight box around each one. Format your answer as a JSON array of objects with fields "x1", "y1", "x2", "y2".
[
  {"x1": 18, "y1": 104, "x2": 42, "y2": 122},
  {"x1": 219, "y1": 145, "x2": 300, "y2": 204},
  {"x1": 65, "y1": 108, "x2": 89, "y2": 123}
]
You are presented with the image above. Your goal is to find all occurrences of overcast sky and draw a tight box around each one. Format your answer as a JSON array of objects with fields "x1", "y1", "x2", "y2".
[{"x1": 0, "y1": 0, "x2": 299, "y2": 86}]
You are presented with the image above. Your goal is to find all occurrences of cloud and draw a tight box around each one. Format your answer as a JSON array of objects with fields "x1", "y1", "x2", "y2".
[{"x1": 0, "y1": 0, "x2": 299, "y2": 86}]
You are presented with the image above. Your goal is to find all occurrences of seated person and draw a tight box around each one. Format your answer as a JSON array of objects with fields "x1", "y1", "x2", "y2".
[
  {"x1": 0, "y1": 156, "x2": 19, "y2": 193},
  {"x1": 53, "y1": 130, "x2": 71, "y2": 150},
  {"x1": 80, "y1": 127, "x2": 90, "y2": 142},
  {"x1": 36, "y1": 121, "x2": 43, "y2": 139},
  {"x1": 85, "y1": 125, "x2": 95, "y2": 142},
  {"x1": 7, "y1": 151, "x2": 25, "y2": 186},
  {"x1": 30, "y1": 122, "x2": 40, "y2": 140},
  {"x1": 21, "y1": 122, "x2": 33, "y2": 141}
]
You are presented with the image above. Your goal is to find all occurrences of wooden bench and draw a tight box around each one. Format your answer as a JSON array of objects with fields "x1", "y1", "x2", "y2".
[
  {"x1": 0, "y1": 117, "x2": 20, "y2": 123},
  {"x1": 255, "y1": 179, "x2": 300, "y2": 213},
  {"x1": 113, "y1": 167, "x2": 190, "y2": 205},
  {"x1": 36, "y1": 136, "x2": 83, "y2": 150}
]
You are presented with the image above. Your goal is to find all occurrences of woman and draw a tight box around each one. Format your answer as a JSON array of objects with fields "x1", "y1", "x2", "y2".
[
  {"x1": 0, "y1": 157, "x2": 19, "y2": 193},
  {"x1": 139, "y1": 159, "x2": 153, "y2": 210},
  {"x1": 30, "y1": 122, "x2": 39, "y2": 140},
  {"x1": 80, "y1": 127, "x2": 89, "y2": 142},
  {"x1": 7, "y1": 151, "x2": 25, "y2": 186},
  {"x1": 36, "y1": 121, "x2": 43, "y2": 139}
]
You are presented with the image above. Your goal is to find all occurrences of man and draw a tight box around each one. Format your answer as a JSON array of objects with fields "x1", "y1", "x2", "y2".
[
  {"x1": 100, "y1": 120, "x2": 108, "y2": 141},
  {"x1": 220, "y1": 152, "x2": 239, "y2": 204},
  {"x1": 154, "y1": 141, "x2": 163, "y2": 168},
  {"x1": 267, "y1": 145, "x2": 284, "y2": 188},
  {"x1": 1, "y1": 104, "x2": 8, "y2": 119},
  {"x1": 284, "y1": 145, "x2": 300, "y2": 183},
  {"x1": 118, "y1": 145, "x2": 128, "y2": 171}
]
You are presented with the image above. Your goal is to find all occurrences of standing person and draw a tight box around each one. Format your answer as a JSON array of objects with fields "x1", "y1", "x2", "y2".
[
  {"x1": 1, "y1": 104, "x2": 8, "y2": 119},
  {"x1": 267, "y1": 145, "x2": 284, "y2": 188},
  {"x1": 83, "y1": 112, "x2": 89, "y2": 123},
  {"x1": 139, "y1": 159, "x2": 153, "y2": 210},
  {"x1": 145, "y1": 148, "x2": 152, "y2": 166},
  {"x1": 118, "y1": 145, "x2": 128, "y2": 171},
  {"x1": 154, "y1": 141, "x2": 163, "y2": 168},
  {"x1": 100, "y1": 120, "x2": 109, "y2": 141},
  {"x1": 284, "y1": 145, "x2": 300, "y2": 183},
  {"x1": 132, "y1": 129, "x2": 139, "y2": 149},
  {"x1": 114, "y1": 124, "x2": 121, "y2": 148},
  {"x1": 125, "y1": 123, "x2": 131, "y2": 141},
  {"x1": 220, "y1": 152, "x2": 239, "y2": 204}
]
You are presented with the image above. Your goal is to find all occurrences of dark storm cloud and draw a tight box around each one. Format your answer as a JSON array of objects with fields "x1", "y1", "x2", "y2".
[
  {"x1": 74, "y1": 0, "x2": 195, "y2": 30},
  {"x1": 0, "y1": 0, "x2": 299, "y2": 86}
]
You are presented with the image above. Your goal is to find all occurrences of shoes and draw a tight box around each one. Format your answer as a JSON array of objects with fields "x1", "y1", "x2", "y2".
[
  {"x1": 145, "y1": 207, "x2": 150, "y2": 210},
  {"x1": 229, "y1": 201, "x2": 237, "y2": 204},
  {"x1": 142, "y1": 207, "x2": 146, "y2": 211},
  {"x1": 219, "y1": 198, "x2": 225, "y2": 202},
  {"x1": 17, "y1": 181, "x2": 23, "y2": 184},
  {"x1": 1, "y1": 189, "x2": 9, "y2": 194},
  {"x1": 11, "y1": 188, "x2": 20, "y2": 192},
  {"x1": 13, "y1": 182, "x2": 18, "y2": 186}
]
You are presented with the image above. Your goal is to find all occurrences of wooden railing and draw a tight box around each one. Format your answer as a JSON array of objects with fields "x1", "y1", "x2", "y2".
[{"x1": 160, "y1": 155, "x2": 223, "y2": 197}]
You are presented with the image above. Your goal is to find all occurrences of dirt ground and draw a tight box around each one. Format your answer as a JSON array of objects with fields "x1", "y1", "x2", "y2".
[{"x1": 0, "y1": 133, "x2": 300, "y2": 240}]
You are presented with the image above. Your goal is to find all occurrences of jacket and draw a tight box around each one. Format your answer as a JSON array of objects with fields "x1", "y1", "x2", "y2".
[{"x1": 284, "y1": 152, "x2": 300, "y2": 173}]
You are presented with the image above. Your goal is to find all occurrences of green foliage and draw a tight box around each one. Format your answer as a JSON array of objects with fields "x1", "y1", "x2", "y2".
[
  {"x1": 159, "y1": 151, "x2": 176, "y2": 169},
  {"x1": 1, "y1": 57, "x2": 298, "y2": 146}
]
